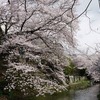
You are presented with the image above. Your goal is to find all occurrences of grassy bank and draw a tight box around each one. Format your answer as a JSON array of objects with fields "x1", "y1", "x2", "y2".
[{"x1": 69, "y1": 79, "x2": 91, "y2": 90}]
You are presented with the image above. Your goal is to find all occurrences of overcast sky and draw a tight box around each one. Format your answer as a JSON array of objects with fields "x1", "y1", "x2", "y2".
[
  {"x1": 76, "y1": 0, "x2": 100, "y2": 53},
  {"x1": 0, "y1": 0, "x2": 100, "y2": 54}
]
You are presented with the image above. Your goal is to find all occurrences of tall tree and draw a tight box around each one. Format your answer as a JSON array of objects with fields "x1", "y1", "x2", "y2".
[{"x1": 0, "y1": 0, "x2": 78, "y2": 96}]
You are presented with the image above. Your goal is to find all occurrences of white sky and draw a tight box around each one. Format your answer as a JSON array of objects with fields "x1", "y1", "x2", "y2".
[
  {"x1": 76, "y1": 0, "x2": 100, "y2": 53},
  {"x1": 0, "y1": 0, "x2": 100, "y2": 54}
]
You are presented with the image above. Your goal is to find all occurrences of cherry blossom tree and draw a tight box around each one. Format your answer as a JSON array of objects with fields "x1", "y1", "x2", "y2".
[{"x1": 0, "y1": 0, "x2": 78, "y2": 96}]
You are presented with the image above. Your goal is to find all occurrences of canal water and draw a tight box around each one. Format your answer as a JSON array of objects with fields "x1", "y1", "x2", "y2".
[
  {"x1": 12, "y1": 84, "x2": 100, "y2": 100},
  {"x1": 33, "y1": 84, "x2": 100, "y2": 100},
  {"x1": 72, "y1": 84, "x2": 100, "y2": 100}
]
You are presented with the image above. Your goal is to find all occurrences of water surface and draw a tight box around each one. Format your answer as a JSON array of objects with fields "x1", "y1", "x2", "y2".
[{"x1": 35, "y1": 84, "x2": 100, "y2": 100}]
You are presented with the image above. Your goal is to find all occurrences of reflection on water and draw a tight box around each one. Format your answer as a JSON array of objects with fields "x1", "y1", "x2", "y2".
[
  {"x1": 33, "y1": 84, "x2": 100, "y2": 100},
  {"x1": 72, "y1": 84, "x2": 100, "y2": 100},
  {"x1": 15, "y1": 84, "x2": 100, "y2": 100}
]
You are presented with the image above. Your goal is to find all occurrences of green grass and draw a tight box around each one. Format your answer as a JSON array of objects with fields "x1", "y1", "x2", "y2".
[{"x1": 69, "y1": 79, "x2": 91, "y2": 90}]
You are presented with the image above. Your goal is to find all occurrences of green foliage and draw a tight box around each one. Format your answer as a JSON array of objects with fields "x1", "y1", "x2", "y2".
[
  {"x1": 0, "y1": 90, "x2": 3, "y2": 96},
  {"x1": 64, "y1": 58, "x2": 76, "y2": 75},
  {"x1": 97, "y1": 93, "x2": 100, "y2": 100},
  {"x1": 69, "y1": 79, "x2": 91, "y2": 90},
  {"x1": 7, "y1": 90, "x2": 24, "y2": 100}
]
